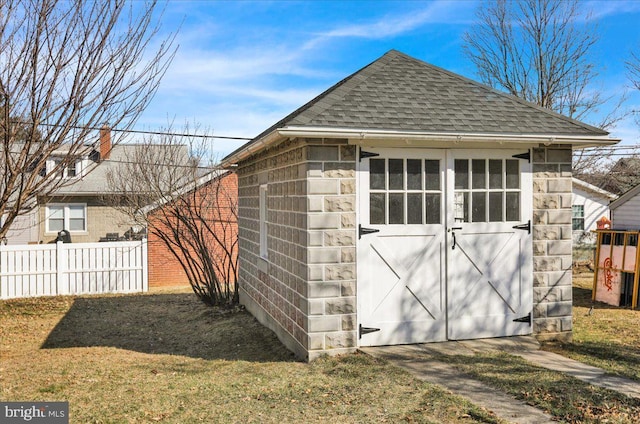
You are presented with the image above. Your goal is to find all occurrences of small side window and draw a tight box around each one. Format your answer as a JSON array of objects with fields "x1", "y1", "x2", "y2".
[{"x1": 259, "y1": 185, "x2": 268, "y2": 259}]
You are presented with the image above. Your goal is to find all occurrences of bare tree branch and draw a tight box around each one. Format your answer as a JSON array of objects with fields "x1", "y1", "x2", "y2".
[
  {"x1": 0, "y1": 0, "x2": 176, "y2": 238},
  {"x1": 105, "y1": 130, "x2": 239, "y2": 306},
  {"x1": 462, "y1": 0, "x2": 628, "y2": 174}
]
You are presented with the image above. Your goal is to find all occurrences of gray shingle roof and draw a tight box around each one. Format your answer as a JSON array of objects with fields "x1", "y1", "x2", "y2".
[
  {"x1": 52, "y1": 144, "x2": 190, "y2": 196},
  {"x1": 225, "y1": 50, "x2": 609, "y2": 163}
]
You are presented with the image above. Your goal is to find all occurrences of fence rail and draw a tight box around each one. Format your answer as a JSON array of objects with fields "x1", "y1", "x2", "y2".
[{"x1": 0, "y1": 240, "x2": 148, "y2": 299}]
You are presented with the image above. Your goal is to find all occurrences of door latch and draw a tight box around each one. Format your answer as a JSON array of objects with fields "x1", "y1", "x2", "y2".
[{"x1": 449, "y1": 227, "x2": 463, "y2": 250}]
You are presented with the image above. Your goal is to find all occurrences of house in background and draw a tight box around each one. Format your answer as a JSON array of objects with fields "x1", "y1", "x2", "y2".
[
  {"x1": 222, "y1": 50, "x2": 619, "y2": 361},
  {"x1": 3, "y1": 128, "x2": 202, "y2": 289},
  {"x1": 571, "y1": 177, "x2": 617, "y2": 245},
  {"x1": 610, "y1": 183, "x2": 640, "y2": 230}
]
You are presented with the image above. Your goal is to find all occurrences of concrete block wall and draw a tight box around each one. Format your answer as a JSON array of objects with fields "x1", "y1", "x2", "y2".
[
  {"x1": 531, "y1": 146, "x2": 573, "y2": 341},
  {"x1": 236, "y1": 137, "x2": 357, "y2": 361},
  {"x1": 237, "y1": 138, "x2": 308, "y2": 359},
  {"x1": 305, "y1": 140, "x2": 357, "y2": 359}
]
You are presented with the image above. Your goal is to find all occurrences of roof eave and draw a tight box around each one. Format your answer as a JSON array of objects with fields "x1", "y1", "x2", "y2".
[{"x1": 220, "y1": 126, "x2": 619, "y2": 166}]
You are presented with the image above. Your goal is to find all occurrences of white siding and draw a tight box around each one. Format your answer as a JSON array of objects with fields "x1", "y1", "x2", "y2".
[
  {"x1": 3, "y1": 209, "x2": 40, "y2": 245},
  {"x1": 612, "y1": 194, "x2": 640, "y2": 230},
  {"x1": 572, "y1": 187, "x2": 611, "y2": 244}
]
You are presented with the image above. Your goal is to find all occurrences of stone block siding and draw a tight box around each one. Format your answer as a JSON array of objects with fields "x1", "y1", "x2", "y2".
[
  {"x1": 236, "y1": 138, "x2": 357, "y2": 361},
  {"x1": 532, "y1": 146, "x2": 573, "y2": 341}
]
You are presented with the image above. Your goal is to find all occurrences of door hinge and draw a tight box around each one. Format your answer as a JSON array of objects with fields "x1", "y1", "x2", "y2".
[
  {"x1": 359, "y1": 149, "x2": 380, "y2": 162},
  {"x1": 512, "y1": 220, "x2": 531, "y2": 234},
  {"x1": 359, "y1": 224, "x2": 380, "y2": 239},
  {"x1": 512, "y1": 150, "x2": 531, "y2": 163},
  {"x1": 513, "y1": 312, "x2": 532, "y2": 325},
  {"x1": 359, "y1": 324, "x2": 381, "y2": 339}
]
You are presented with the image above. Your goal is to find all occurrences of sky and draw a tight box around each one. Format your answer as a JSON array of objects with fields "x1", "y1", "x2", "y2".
[{"x1": 133, "y1": 0, "x2": 640, "y2": 159}]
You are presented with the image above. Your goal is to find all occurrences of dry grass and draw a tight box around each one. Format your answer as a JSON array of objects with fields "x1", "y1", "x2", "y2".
[
  {"x1": 0, "y1": 292, "x2": 500, "y2": 423},
  {"x1": 438, "y1": 352, "x2": 640, "y2": 423},
  {"x1": 543, "y1": 269, "x2": 640, "y2": 381}
]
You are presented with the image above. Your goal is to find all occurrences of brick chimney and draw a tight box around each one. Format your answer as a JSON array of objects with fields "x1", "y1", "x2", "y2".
[{"x1": 99, "y1": 125, "x2": 111, "y2": 160}]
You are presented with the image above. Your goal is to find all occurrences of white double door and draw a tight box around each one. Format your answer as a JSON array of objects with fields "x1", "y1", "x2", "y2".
[{"x1": 357, "y1": 148, "x2": 533, "y2": 346}]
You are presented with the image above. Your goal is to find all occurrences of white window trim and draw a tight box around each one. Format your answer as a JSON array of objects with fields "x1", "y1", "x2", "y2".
[
  {"x1": 259, "y1": 184, "x2": 268, "y2": 259},
  {"x1": 46, "y1": 157, "x2": 84, "y2": 180},
  {"x1": 45, "y1": 203, "x2": 88, "y2": 234}
]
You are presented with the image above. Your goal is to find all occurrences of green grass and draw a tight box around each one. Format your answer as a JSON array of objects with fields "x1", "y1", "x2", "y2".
[
  {"x1": 542, "y1": 270, "x2": 640, "y2": 381},
  {"x1": 0, "y1": 292, "x2": 500, "y2": 423}
]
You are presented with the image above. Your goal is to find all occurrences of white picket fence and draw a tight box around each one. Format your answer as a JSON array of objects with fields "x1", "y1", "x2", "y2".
[{"x1": 0, "y1": 240, "x2": 148, "y2": 299}]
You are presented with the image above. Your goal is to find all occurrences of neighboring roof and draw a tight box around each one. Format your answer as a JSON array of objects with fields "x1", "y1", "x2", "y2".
[
  {"x1": 609, "y1": 183, "x2": 640, "y2": 210},
  {"x1": 223, "y1": 50, "x2": 616, "y2": 166},
  {"x1": 51, "y1": 143, "x2": 190, "y2": 196},
  {"x1": 572, "y1": 177, "x2": 618, "y2": 201},
  {"x1": 140, "y1": 168, "x2": 232, "y2": 214}
]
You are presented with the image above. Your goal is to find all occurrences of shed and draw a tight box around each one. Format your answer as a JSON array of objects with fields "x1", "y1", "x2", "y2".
[
  {"x1": 610, "y1": 183, "x2": 640, "y2": 230},
  {"x1": 221, "y1": 50, "x2": 619, "y2": 361}
]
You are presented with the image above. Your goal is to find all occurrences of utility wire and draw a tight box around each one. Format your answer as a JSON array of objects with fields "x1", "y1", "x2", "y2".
[{"x1": 12, "y1": 120, "x2": 254, "y2": 141}]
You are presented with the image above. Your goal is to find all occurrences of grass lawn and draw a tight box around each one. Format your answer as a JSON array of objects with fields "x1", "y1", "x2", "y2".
[
  {"x1": 543, "y1": 269, "x2": 640, "y2": 381},
  {"x1": 1, "y1": 292, "x2": 501, "y2": 423}
]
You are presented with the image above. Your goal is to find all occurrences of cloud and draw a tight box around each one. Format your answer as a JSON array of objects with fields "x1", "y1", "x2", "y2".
[
  {"x1": 584, "y1": 0, "x2": 640, "y2": 20},
  {"x1": 302, "y1": 0, "x2": 474, "y2": 50}
]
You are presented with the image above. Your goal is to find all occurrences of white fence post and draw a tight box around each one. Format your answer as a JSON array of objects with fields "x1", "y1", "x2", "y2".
[
  {"x1": 0, "y1": 242, "x2": 5, "y2": 299},
  {"x1": 56, "y1": 241, "x2": 66, "y2": 296},
  {"x1": 141, "y1": 238, "x2": 148, "y2": 292}
]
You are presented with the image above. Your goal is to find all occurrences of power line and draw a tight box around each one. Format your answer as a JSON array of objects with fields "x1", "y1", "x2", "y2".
[{"x1": 11, "y1": 120, "x2": 254, "y2": 141}]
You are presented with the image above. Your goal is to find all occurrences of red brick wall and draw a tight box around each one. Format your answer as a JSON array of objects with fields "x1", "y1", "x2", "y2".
[{"x1": 147, "y1": 172, "x2": 238, "y2": 288}]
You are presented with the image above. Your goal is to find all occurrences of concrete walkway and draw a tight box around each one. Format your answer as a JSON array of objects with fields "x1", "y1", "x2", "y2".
[{"x1": 361, "y1": 336, "x2": 640, "y2": 424}]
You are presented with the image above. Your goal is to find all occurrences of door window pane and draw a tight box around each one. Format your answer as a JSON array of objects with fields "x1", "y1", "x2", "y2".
[
  {"x1": 506, "y1": 192, "x2": 520, "y2": 221},
  {"x1": 472, "y1": 160, "x2": 486, "y2": 189},
  {"x1": 489, "y1": 160, "x2": 503, "y2": 189},
  {"x1": 388, "y1": 159, "x2": 404, "y2": 190},
  {"x1": 472, "y1": 192, "x2": 486, "y2": 222},
  {"x1": 489, "y1": 192, "x2": 503, "y2": 222},
  {"x1": 388, "y1": 193, "x2": 404, "y2": 224},
  {"x1": 506, "y1": 160, "x2": 520, "y2": 189},
  {"x1": 454, "y1": 160, "x2": 468, "y2": 189},
  {"x1": 370, "y1": 159, "x2": 385, "y2": 190},
  {"x1": 407, "y1": 194, "x2": 423, "y2": 224},
  {"x1": 407, "y1": 159, "x2": 422, "y2": 190},
  {"x1": 370, "y1": 193, "x2": 386, "y2": 224},
  {"x1": 426, "y1": 194, "x2": 441, "y2": 224},
  {"x1": 425, "y1": 160, "x2": 440, "y2": 190},
  {"x1": 454, "y1": 192, "x2": 469, "y2": 223}
]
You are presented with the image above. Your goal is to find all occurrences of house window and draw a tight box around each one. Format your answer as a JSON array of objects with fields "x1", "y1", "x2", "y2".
[
  {"x1": 572, "y1": 205, "x2": 585, "y2": 231},
  {"x1": 48, "y1": 157, "x2": 81, "y2": 179},
  {"x1": 259, "y1": 185, "x2": 268, "y2": 259},
  {"x1": 46, "y1": 204, "x2": 87, "y2": 233}
]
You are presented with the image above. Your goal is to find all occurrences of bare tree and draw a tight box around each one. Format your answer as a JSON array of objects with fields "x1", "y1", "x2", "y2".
[
  {"x1": 105, "y1": 132, "x2": 239, "y2": 306},
  {"x1": 0, "y1": 0, "x2": 175, "y2": 238},
  {"x1": 462, "y1": 0, "x2": 626, "y2": 174}
]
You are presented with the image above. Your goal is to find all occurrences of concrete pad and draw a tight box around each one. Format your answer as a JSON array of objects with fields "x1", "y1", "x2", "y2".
[{"x1": 362, "y1": 346, "x2": 555, "y2": 424}]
